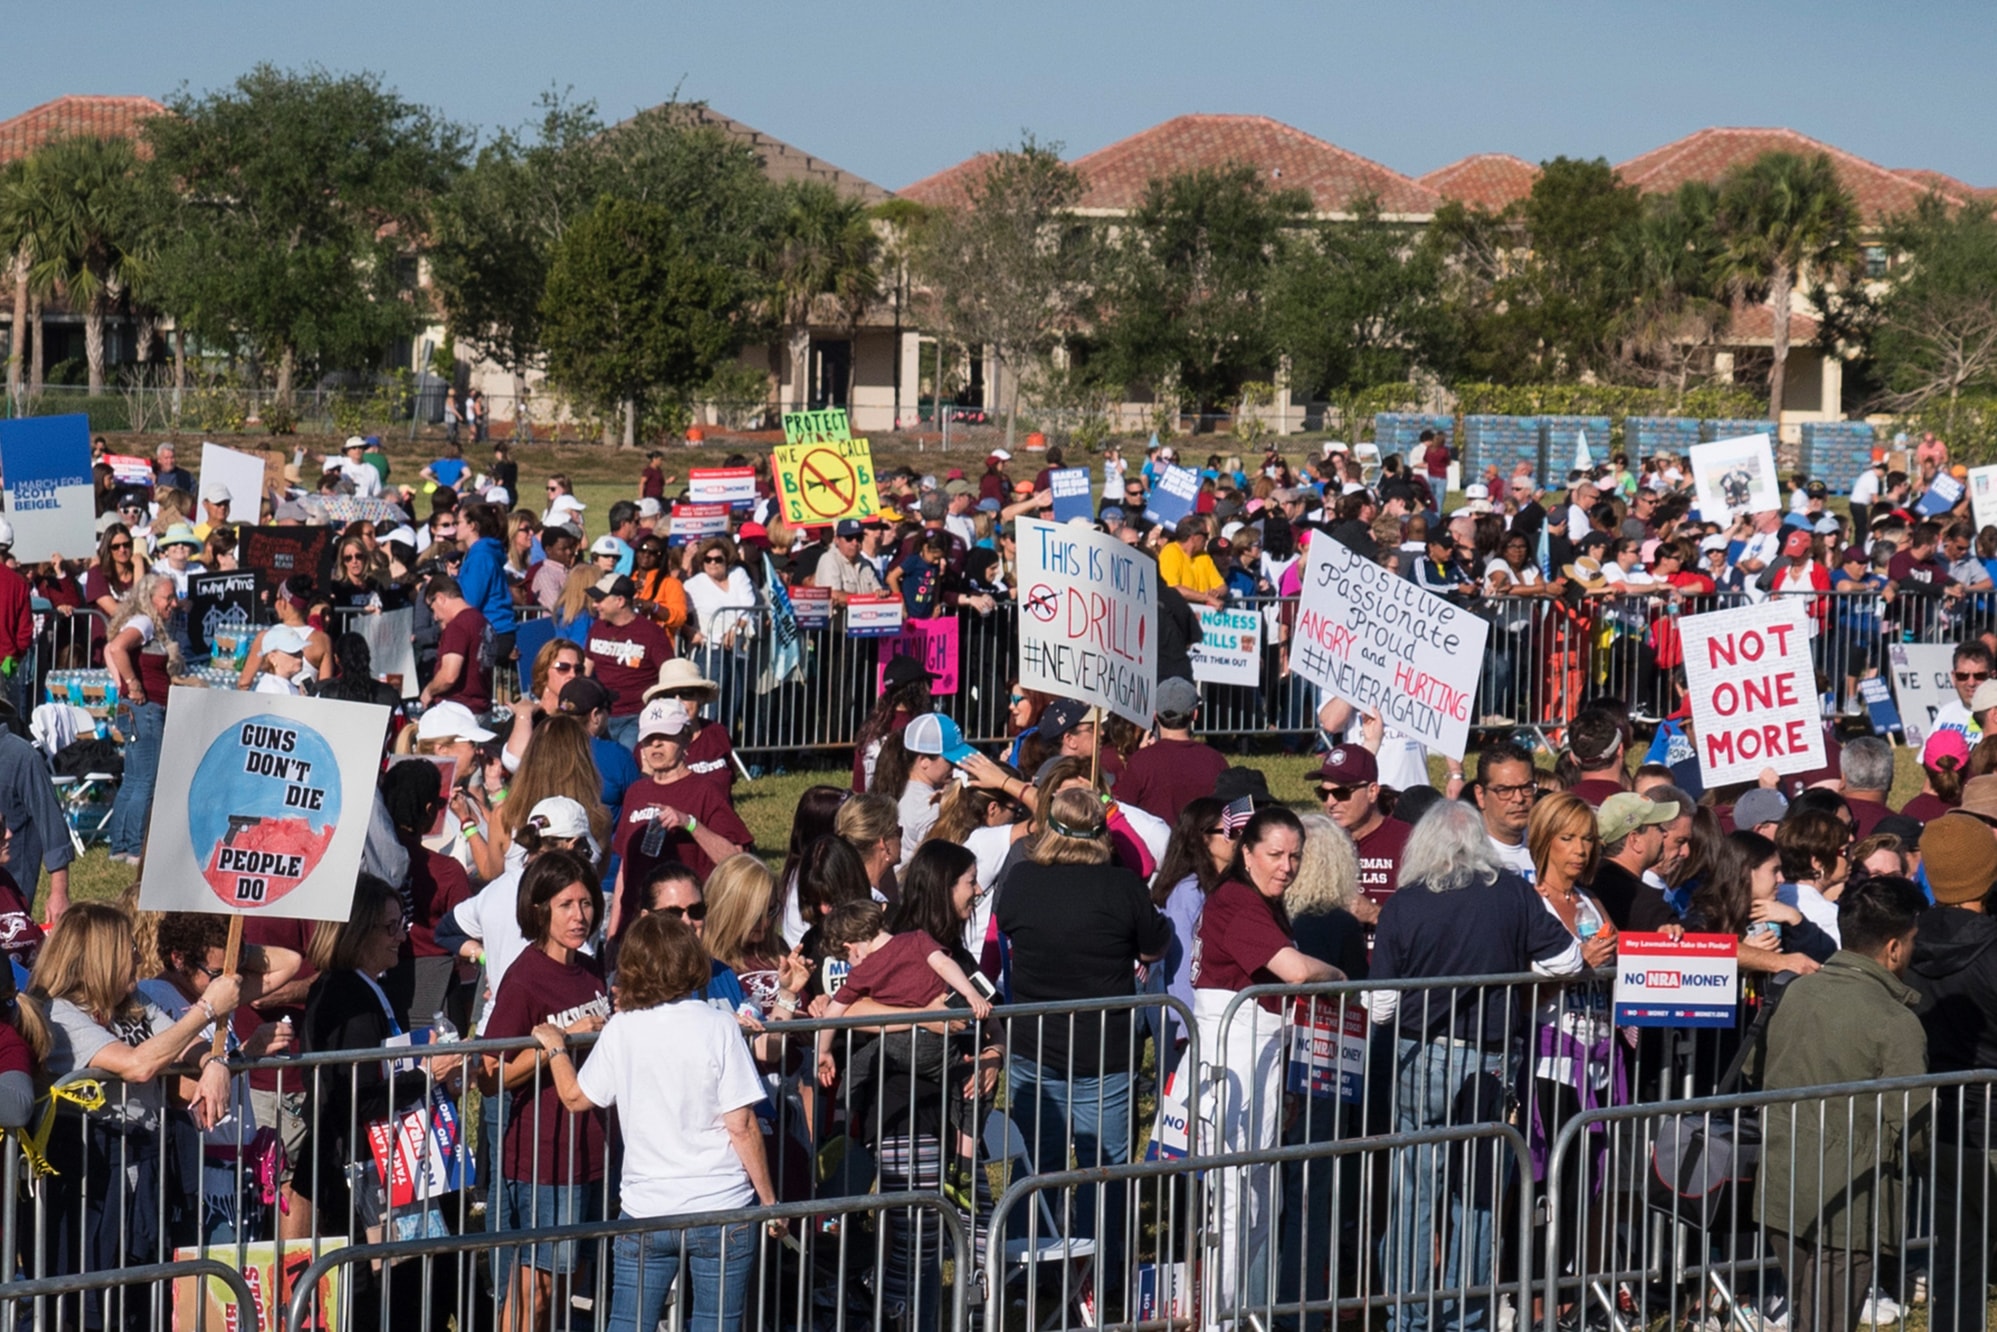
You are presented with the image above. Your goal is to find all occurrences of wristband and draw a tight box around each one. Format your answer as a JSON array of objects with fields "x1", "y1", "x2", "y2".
[
  {"x1": 197, "y1": 998, "x2": 216, "y2": 1022},
  {"x1": 686, "y1": 815, "x2": 698, "y2": 833}
]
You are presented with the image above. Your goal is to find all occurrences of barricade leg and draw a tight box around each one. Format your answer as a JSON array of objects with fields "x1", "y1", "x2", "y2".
[
  {"x1": 1928, "y1": 1138, "x2": 1994, "y2": 1332},
  {"x1": 1196, "y1": 999, "x2": 1282, "y2": 1327}
]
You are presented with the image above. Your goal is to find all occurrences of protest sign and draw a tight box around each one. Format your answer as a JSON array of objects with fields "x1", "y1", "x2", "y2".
[
  {"x1": 782, "y1": 407, "x2": 852, "y2": 444},
  {"x1": 688, "y1": 467, "x2": 758, "y2": 508},
  {"x1": 359, "y1": 607, "x2": 420, "y2": 698},
  {"x1": 1679, "y1": 597, "x2": 1824, "y2": 785},
  {"x1": 1612, "y1": 933, "x2": 1739, "y2": 1028},
  {"x1": 106, "y1": 454, "x2": 154, "y2": 490},
  {"x1": 0, "y1": 414, "x2": 93, "y2": 563},
  {"x1": 1888, "y1": 642, "x2": 1958, "y2": 751},
  {"x1": 139, "y1": 688, "x2": 392, "y2": 920},
  {"x1": 1143, "y1": 465, "x2": 1201, "y2": 528},
  {"x1": 1189, "y1": 605, "x2": 1261, "y2": 687},
  {"x1": 668, "y1": 502, "x2": 730, "y2": 543},
  {"x1": 1859, "y1": 676, "x2": 1904, "y2": 740},
  {"x1": 512, "y1": 616, "x2": 558, "y2": 676},
  {"x1": 790, "y1": 585, "x2": 831, "y2": 630},
  {"x1": 1290, "y1": 535, "x2": 1487, "y2": 760},
  {"x1": 1690, "y1": 433, "x2": 1779, "y2": 521},
  {"x1": 239, "y1": 525, "x2": 337, "y2": 599},
  {"x1": 173, "y1": 1237, "x2": 345, "y2": 1332},
  {"x1": 1917, "y1": 473, "x2": 1966, "y2": 519},
  {"x1": 845, "y1": 594, "x2": 905, "y2": 638},
  {"x1": 1048, "y1": 467, "x2": 1094, "y2": 523},
  {"x1": 1286, "y1": 998, "x2": 1367, "y2": 1103},
  {"x1": 367, "y1": 1079, "x2": 474, "y2": 1207},
  {"x1": 198, "y1": 442, "x2": 270, "y2": 520},
  {"x1": 1015, "y1": 515, "x2": 1158, "y2": 728},
  {"x1": 877, "y1": 617, "x2": 961, "y2": 694},
  {"x1": 186, "y1": 570, "x2": 259, "y2": 660},
  {"x1": 1971, "y1": 466, "x2": 1997, "y2": 535},
  {"x1": 774, "y1": 436, "x2": 880, "y2": 526}
]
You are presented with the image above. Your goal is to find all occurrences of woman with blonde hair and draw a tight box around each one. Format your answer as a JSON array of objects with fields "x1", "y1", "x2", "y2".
[
  {"x1": 550, "y1": 562, "x2": 598, "y2": 646},
  {"x1": 835, "y1": 792, "x2": 903, "y2": 900},
  {"x1": 703, "y1": 854, "x2": 806, "y2": 1018},
  {"x1": 474, "y1": 714, "x2": 610, "y2": 881}
]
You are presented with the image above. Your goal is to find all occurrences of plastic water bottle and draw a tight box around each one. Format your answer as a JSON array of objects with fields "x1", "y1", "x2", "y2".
[
  {"x1": 430, "y1": 1012, "x2": 458, "y2": 1044},
  {"x1": 640, "y1": 809, "x2": 669, "y2": 858},
  {"x1": 1575, "y1": 896, "x2": 1603, "y2": 943}
]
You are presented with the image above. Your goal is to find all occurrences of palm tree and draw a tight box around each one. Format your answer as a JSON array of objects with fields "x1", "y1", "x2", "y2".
[
  {"x1": 0, "y1": 160, "x2": 31, "y2": 401},
  {"x1": 761, "y1": 180, "x2": 873, "y2": 413},
  {"x1": 1714, "y1": 150, "x2": 1860, "y2": 422},
  {"x1": 19, "y1": 135, "x2": 147, "y2": 394},
  {"x1": 1615, "y1": 181, "x2": 1732, "y2": 402}
]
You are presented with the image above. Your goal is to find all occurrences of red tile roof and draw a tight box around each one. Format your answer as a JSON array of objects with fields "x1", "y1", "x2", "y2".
[
  {"x1": 896, "y1": 152, "x2": 998, "y2": 209},
  {"x1": 1068, "y1": 114, "x2": 1439, "y2": 217},
  {"x1": 1722, "y1": 301, "x2": 1820, "y2": 346},
  {"x1": 622, "y1": 104, "x2": 891, "y2": 205},
  {"x1": 0, "y1": 95, "x2": 164, "y2": 165},
  {"x1": 1418, "y1": 153, "x2": 1538, "y2": 212},
  {"x1": 1895, "y1": 168, "x2": 1995, "y2": 202},
  {"x1": 1615, "y1": 128, "x2": 1957, "y2": 223}
]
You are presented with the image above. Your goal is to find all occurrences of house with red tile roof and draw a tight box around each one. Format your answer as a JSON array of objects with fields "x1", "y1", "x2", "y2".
[
  {"x1": 1418, "y1": 153, "x2": 1539, "y2": 213},
  {"x1": 0, "y1": 94, "x2": 163, "y2": 166}
]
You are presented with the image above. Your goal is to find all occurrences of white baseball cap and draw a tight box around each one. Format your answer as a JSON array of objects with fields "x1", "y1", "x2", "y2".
[
  {"x1": 483, "y1": 485, "x2": 512, "y2": 505},
  {"x1": 548, "y1": 494, "x2": 586, "y2": 515},
  {"x1": 590, "y1": 535, "x2": 623, "y2": 556},
  {"x1": 637, "y1": 497, "x2": 663, "y2": 519},
  {"x1": 638, "y1": 697, "x2": 695, "y2": 742},
  {"x1": 415, "y1": 701, "x2": 497, "y2": 744},
  {"x1": 525, "y1": 795, "x2": 591, "y2": 841},
  {"x1": 201, "y1": 481, "x2": 233, "y2": 505},
  {"x1": 261, "y1": 624, "x2": 311, "y2": 656}
]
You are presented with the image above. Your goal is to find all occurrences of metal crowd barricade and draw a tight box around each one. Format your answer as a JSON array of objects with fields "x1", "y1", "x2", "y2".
[{"x1": 2, "y1": 1257, "x2": 262, "y2": 1332}]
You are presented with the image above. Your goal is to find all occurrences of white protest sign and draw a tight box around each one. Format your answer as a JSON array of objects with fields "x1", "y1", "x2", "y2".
[
  {"x1": 1679, "y1": 597, "x2": 1824, "y2": 785},
  {"x1": 1016, "y1": 515, "x2": 1158, "y2": 728},
  {"x1": 1888, "y1": 642, "x2": 1958, "y2": 751},
  {"x1": 1189, "y1": 605, "x2": 1261, "y2": 687},
  {"x1": 844, "y1": 594, "x2": 905, "y2": 638},
  {"x1": 1690, "y1": 433, "x2": 1778, "y2": 522},
  {"x1": 1143, "y1": 465, "x2": 1201, "y2": 528},
  {"x1": 198, "y1": 442, "x2": 271, "y2": 522},
  {"x1": 688, "y1": 467, "x2": 758, "y2": 508},
  {"x1": 1970, "y1": 466, "x2": 1997, "y2": 536},
  {"x1": 0, "y1": 415, "x2": 95, "y2": 563},
  {"x1": 139, "y1": 687, "x2": 392, "y2": 920},
  {"x1": 1290, "y1": 535, "x2": 1486, "y2": 760},
  {"x1": 1612, "y1": 933, "x2": 1739, "y2": 1028}
]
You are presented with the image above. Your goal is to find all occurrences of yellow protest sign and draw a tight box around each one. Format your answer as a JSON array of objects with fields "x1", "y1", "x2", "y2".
[
  {"x1": 774, "y1": 437, "x2": 880, "y2": 525},
  {"x1": 782, "y1": 408, "x2": 852, "y2": 446}
]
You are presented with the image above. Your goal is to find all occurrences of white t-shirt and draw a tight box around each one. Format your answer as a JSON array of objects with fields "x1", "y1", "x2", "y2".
[
  {"x1": 1490, "y1": 834, "x2": 1535, "y2": 883},
  {"x1": 340, "y1": 459, "x2": 383, "y2": 499},
  {"x1": 1933, "y1": 698, "x2": 1982, "y2": 746},
  {"x1": 963, "y1": 824, "x2": 1017, "y2": 951},
  {"x1": 1780, "y1": 881, "x2": 1842, "y2": 947},
  {"x1": 1336, "y1": 715, "x2": 1429, "y2": 794},
  {"x1": 574, "y1": 999, "x2": 767, "y2": 1217},
  {"x1": 1737, "y1": 530, "x2": 1782, "y2": 600},
  {"x1": 459, "y1": 866, "x2": 528, "y2": 1036},
  {"x1": 253, "y1": 673, "x2": 302, "y2": 696},
  {"x1": 897, "y1": 780, "x2": 944, "y2": 870},
  {"x1": 1850, "y1": 469, "x2": 1881, "y2": 506}
]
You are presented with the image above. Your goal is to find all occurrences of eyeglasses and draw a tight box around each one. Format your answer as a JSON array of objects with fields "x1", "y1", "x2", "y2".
[
  {"x1": 1316, "y1": 785, "x2": 1356, "y2": 803},
  {"x1": 193, "y1": 963, "x2": 226, "y2": 981},
  {"x1": 344, "y1": 554, "x2": 366, "y2": 563},
  {"x1": 1485, "y1": 781, "x2": 1539, "y2": 801},
  {"x1": 703, "y1": 554, "x2": 727, "y2": 565},
  {"x1": 549, "y1": 661, "x2": 579, "y2": 675},
  {"x1": 377, "y1": 916, "x2": 409, "y2": 938},
  {"x1": 1203, "y1": 825, "x2": 1234, "y2": 840},
  {"x1": 1008, "y1": 694, "x2": 1026, "y2": 704},
  {"x1": 648, "y1": 902, "x2": 707, "y2": 922},
  {"x1": 1957, "y1": 671, "x2": 1990, "y2": 682}
]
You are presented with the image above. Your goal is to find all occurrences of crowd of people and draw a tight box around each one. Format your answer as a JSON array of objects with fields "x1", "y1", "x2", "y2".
[{"x1": 0, "y1": 423, "x2": 1992, "y2": 1332}]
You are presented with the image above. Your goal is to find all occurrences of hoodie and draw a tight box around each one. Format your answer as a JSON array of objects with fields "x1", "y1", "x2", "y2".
[{"x1": 1909, "y1": 907, "x2": 1997, "y2": 1147}]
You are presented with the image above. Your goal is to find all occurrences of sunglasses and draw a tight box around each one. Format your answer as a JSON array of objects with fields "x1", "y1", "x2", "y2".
[
  {"x1": 109, "y1": 542, "x2": 132, "y2": 552},
  {"x1": 1316, "y1": 785, "x2": 1356, "y2": 803},
  {"x1": 703, "y1": 554, "x2": 727, "y2": 564},
  {"x1": 550, "y1": 661, "x2": 580, "y2": 675},
  {"x1": 1957, "y1": 671, "x2": 1990, "y2": 682},
  {"x1": 650, "y1": 902, "x2": 706, "y2": 922}
]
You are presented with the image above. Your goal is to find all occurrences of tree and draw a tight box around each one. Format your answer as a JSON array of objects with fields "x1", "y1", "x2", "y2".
[
  {"x1": 11, "y1": 135, "x2": 149, "y2": 394},
  {"x1": 1613, "y1": 182, "x2": 1733, "y2": 400},
  {"x1": 914, "y1": 138, "x2": 1089, "y2": 448},
  {"x1": 759, "y1": 180, "x2": 878, "y2": 412},
  {"x1": 540, "y1": 195, "x2": 753, "y2": 434},
  {"x1": 1864, "y1": 197, "x2": 1997, "y2": 418},
  {"x1": 1095, "y1": 164, "x2": 1309, "y2": 418},
  {"x1": 0, "y1": 159, "x2": 41, "y2": 399},
  {"x1": 143, "y1": 64, "x2": 467, "y2": 399},
  {"x1": 1271, "y1": 201, "x2": 1452, "y2": 397},
  {"x1": 1714, "y1": 150, "x2": 1860, "y2": 421}
]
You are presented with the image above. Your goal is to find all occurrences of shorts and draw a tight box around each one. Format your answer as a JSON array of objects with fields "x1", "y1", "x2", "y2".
[
  {"x1": 248, "y1": 1088, "x2": 308, "y2": 1186},
  {"x1": 497, "y1": 1178, "x2": 605, "y2": 1276}
]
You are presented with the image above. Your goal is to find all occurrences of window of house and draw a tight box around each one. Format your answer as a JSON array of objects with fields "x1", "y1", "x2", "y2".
[{"x1": 1865, "y1": 245, "x2": 1888, "y2": 279}]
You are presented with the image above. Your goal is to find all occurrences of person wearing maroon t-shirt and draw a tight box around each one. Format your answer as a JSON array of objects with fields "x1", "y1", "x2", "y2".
[
  {"x1": 583, "y1": 574, "x2": 674, "y2": 753},
  {"x1": 1565, "y1": 708, "x2": 1630, "y2": 808},
  {"x1": 421, "y1": 574, "x2": 493, "y2": 714},
  {"x1": 232, "y1": 912, "x2": 321, "y2": 1238},
  {"x1": 608, "y1": 699, "x2": 753, "y2": 936},
  {"x1": 642, "y1": 659, "x2": 737, "y2": 795},
  {"x1": 1115, "y1": 677, "x2": 1230, "y2": 827},
  {"x1": 1312, "y1": 744, "x2": 1404, "y2": 920},
  {"x1": 103, "y1": 574, "x2": 181, "y2": 865},
  {"x1": 479, "y1": 852, "x2": 611, "y2": 1330}
]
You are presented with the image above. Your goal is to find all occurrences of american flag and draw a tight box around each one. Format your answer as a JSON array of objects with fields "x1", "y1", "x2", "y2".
[{"x1": 1219, "y1": 795, "x2": 1254, "y2": 836}]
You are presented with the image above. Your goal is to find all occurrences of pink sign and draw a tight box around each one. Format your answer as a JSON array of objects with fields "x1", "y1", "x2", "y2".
[{"x1": 876, "y1": 616, "x2": 961, "y2": 694}]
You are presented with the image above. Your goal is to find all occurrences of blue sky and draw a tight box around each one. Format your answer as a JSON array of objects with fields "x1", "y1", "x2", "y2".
[{"x1": 16, "y1": 0, "x2": 1996, "y2": 189}]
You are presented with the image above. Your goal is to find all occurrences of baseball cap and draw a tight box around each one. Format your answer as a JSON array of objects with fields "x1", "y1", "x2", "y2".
[
  {"x1": 834, "y1": 518, "x2": 864, "y2": 539},
  {"x1": 201, "y1": 482, "x2": 232, "y2": 505},
  {"x1": 1782, "y1": 530, "x2": 1812, "y2": 557},
  {"x1": 484, "y1": 485, "x2": 513, "y2": 505},
  {"x1": 1730, "y1": 788, "x2": 1789, "y2": 831},
  {"x1": 1924, "y1": 813, "x2": 1997, "y2": 905},
  {"x1": 585, "y1": 573, "x2": 636, "y2": 601},
  {"x1": 525, "y1": 795, "x2": 591, "y2": 842},
  {"x1": 638, "y1": 697, "x2": 695, "y2": 742},
  {"x1": 1155, "y1": 675, "x2": 1201, "y2": 722},
  {"x1": 904, "y1": 713, "x2": 977, "y2": 764},
  {"x1": 590, "y1": 535, "x2": 623, "y2": 556},
  {"x1": 343, "y1": 435, "x2": 367, "y2": 452},
  {"x1": 1099, "y1": 505, "x2": 1125, "y2": 526},
  {"x1": 1464, "y1": 483, "x2": 1489, "y2": 500},
  {"x1": 987, "y1": 450, "x2": 1012, "y2": 463},
  {"x1": 1038, "y1": 698, "x2": 1102, "y2": 744},
  {"x1": 636, "y1": 497, "x2": 662, "y2": 519},
  {"x1": 548, "y1": 494, "x2": 586, "y2": 516},
  {"x1": 1973, "y1": 680, "x2": 1997, "y2": 714},
  {"x1": 262, "y1": 624, "x2": 311, "y2": 656},
  {"x1": 944, "y1": 479, "x2": 972, "y2": 498},
  {"x1": 415, "y1": 701, "x2": 497, "y2": 744},
  {"x1": 977, "y1": 498, "x2": 1000, "y2": 514},
  {"x1": 1596, "y1": 793, "x2": 1678, "y2": 843},
  {"x1": 557, "y1": 676, "x2": 615, "y2": 716},
  {"x1": 1700, "y1": 534, "x2": 1731, "y2": 554},
  {"x1": 1310, "y1": 745, "x2": 1378, "y2": 785},
  {"x1": 882, "y1": 655, "x2": 935, "y2": 692},
  {"x1": 1923, "y1": 727, "x2": 1972, "y2": 771}
]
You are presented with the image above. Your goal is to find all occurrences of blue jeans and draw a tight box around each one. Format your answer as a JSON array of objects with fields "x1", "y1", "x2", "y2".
[
  {"x1": 1006, "y1": 1058, "x2": 1133, "y2": 1277},
  {"x1": 108, "y1": 700, "x2": 164, "y2": 856},
  {"x1": 1380, "y1": 1036, "x2": 1508, "y2": 1332},
  {"x1": 608, "y1": 1217, "x2": 754, "y2": 1332}
]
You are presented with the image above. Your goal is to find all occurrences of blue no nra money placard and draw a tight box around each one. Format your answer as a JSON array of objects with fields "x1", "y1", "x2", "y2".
[
  {"x1": 1612, "y1": 934, "x2": 1739, "y2": 1028},
  {"x1": 0, "y1": 414, "x2": 95, "y2": 563}
]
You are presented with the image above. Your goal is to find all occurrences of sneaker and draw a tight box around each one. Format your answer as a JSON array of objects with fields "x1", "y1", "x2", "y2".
[
  {"x1": 1479, "y1": 713, "x2": 1515, "y2": 727},
  {"x1": 1858, "y1": 1289, "x2": 1901, "y2": 1326},
  {"x1": 943, "y1": 1162, "x2": 975, "y2": 1212}
]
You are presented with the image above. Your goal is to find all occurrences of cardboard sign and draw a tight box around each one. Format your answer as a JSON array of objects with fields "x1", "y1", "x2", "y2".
[
  {"x1": 669, "y1": 502, "x2": 730, "y2": 543},
  {"x1": 106, "y1": 454, "x2": 154, "y2": 490},
  {"x1": 782, "y1": 407, "x2": 852, "y2": 445},
  {"x1": 1286, "y1": 997, "x2": 1367, "y2": 1103},
  {"x1": 1917, "y1": 473, "x2": 1966, "y2": 519},
  {"x1": 198, "y1": 441, "x2": 271, "y2": 523},
  {"x1": 774, "y1": 437, "x2": 880, "y2": 525},
  {"x1": 688, "y1": 467, "x2": 757, "y2": 508},
  {"x1": 239, "y1": 525, "x2": 337, "y2": 601},
  {"x1": 1290, "y1": 535, "x2": 1488, "y2": 760},
  {"x1": 1143, "y1": 465, "x2": 1201, "y2": 529},
  {"x1": 1690, "y1": 433, "x2": 1778, "y2": 522},
  {"x1": 1888, "y1": 642, "x2": 1958, "y2": 751},
  {"x1": 0, "y1": 414, "x2": 94, "y2": 563},
  {"x1": 1189, "y1": 605, "x2": 1262, "y2": 688},
  {"x1": 1015, "y1": 515, "x2": 1159, "y2": 728},
  {"x1": 138, "y1": 688, "x2": 393, "y2": 920},
  {"x1": 877, "y1": 617, "x2": 961, "y2": 694},
  {"x1": 186, "y1": 570, "x2": 259, "y2": 660},
  {"x1": 172, "y1": 1237, "x2": 345, "y2": 1332},
  {"x1": 359, "y1": 607, "x2": 420, "y2": 699},
  {"x1": 1048, "y1": 467, "x2": 1095, "y2": 523},
  {"x1": 1612, "y1": 933, "x2": 1739, "y2": 1028},
  {"x1": 1969, "y1": 465, "x2": 1997, "y2": 535},
  {"x1": 1679, "y1": 598, "x2": 1825, "y2": 785},
  {"x1": 790, "y1": 585, "x2": 831, "y2": 629},
  {"x1": 1859, "y1": 676, "x2": 1903, "y2": 740},
  {"x1": 844, "y1": 593, "x2": 905, "y2": 638}
]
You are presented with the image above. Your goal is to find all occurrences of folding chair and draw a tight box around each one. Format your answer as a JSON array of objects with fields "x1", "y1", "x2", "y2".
[
  {"x1": 32, "y1": 703, "x2": 116, "y2": 847},
  {"x1": 982, "y1": 1111, "x2": 1097, "y2": 1329}
]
